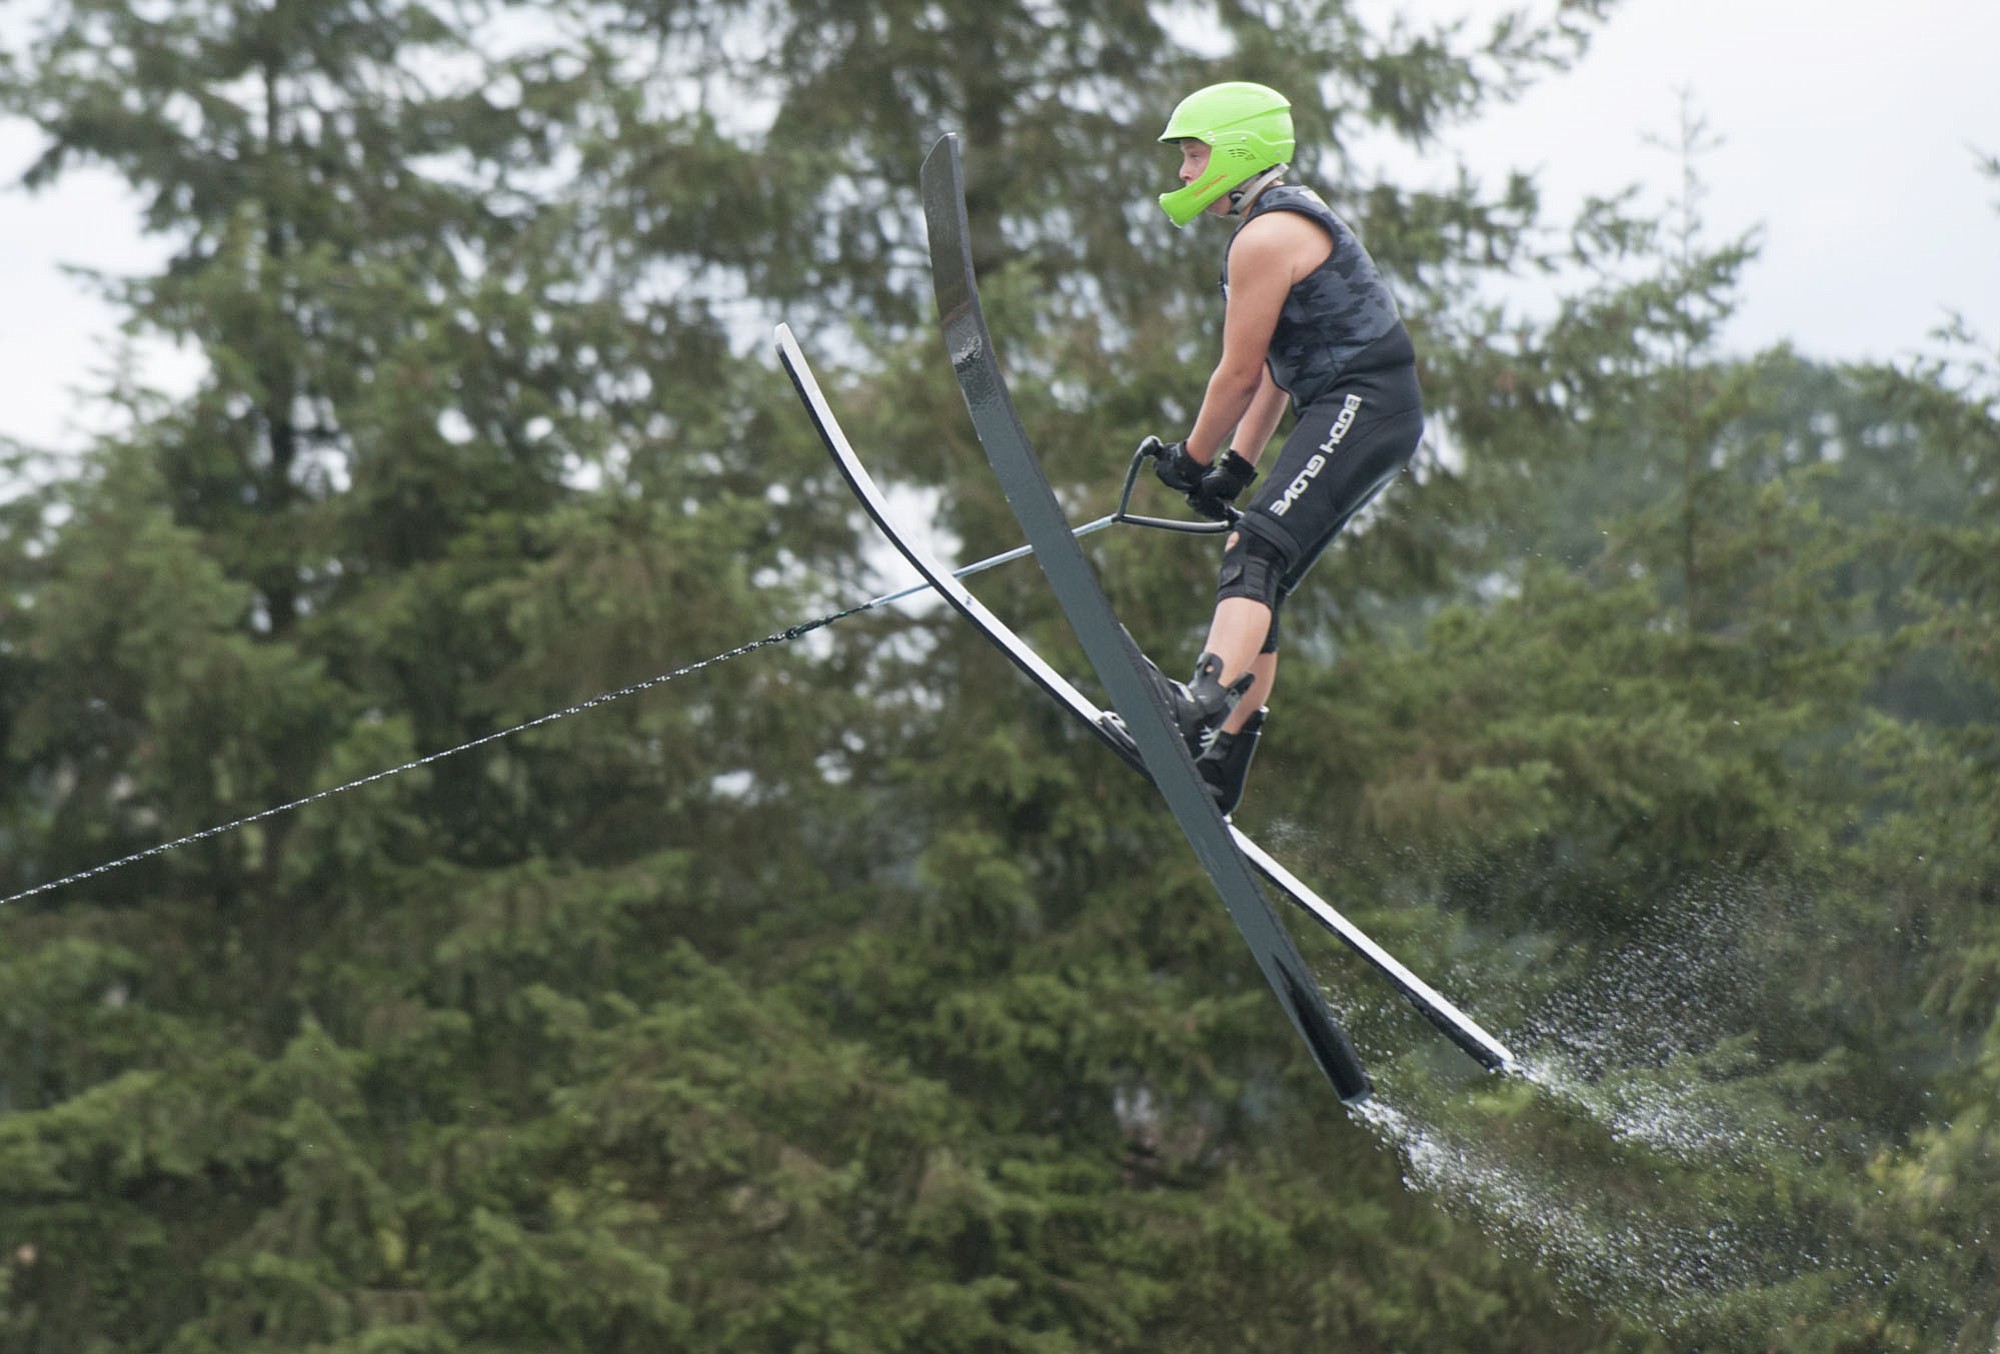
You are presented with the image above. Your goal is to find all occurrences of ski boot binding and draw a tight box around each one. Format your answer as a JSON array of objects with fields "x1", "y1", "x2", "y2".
[{"x1": 1101, "y1": 651, "x2": 1252, "y2": 761}]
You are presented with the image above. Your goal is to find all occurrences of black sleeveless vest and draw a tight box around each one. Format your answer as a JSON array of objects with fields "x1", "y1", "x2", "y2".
[{"x1": 1222, "y1": 184, "x2": 1414, "y2": 409}]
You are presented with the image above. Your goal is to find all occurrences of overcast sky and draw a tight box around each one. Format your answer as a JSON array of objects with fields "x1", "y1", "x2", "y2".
[
  {"x1": 1373, "y1": 0, "x2": 2000, "y2": 363},
  {"x1": 3, "y1": 0, "x2": 1996, "y2": 453}
]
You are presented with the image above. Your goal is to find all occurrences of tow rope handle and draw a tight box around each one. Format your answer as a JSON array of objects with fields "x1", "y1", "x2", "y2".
[{"x1": 1118, "y1": 441, "x2": 1241, "y2": 532}]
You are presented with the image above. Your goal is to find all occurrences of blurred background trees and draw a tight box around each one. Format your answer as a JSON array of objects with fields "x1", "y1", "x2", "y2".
[{"x1": 1, "y1": 1, "x2": 1994, "y2": 1348}]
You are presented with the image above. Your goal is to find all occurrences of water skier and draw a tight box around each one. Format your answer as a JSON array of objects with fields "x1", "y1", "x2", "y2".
[{"x1": 1139, "y1": 80, "x2": 1426, "y2": 814}]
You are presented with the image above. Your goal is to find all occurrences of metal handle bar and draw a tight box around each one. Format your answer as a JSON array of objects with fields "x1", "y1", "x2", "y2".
[
  {"x1": 1110, "y1": 443, "x2": 1238, "y2": 533},
  {"x1": 860, "y1": 445, "x2": 1233, "y2": 612}
]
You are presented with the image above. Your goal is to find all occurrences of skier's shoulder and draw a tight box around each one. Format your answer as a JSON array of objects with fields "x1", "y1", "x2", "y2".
[{"x1": 1232, "y1": 188, "x2": 1337, "y2": 275}]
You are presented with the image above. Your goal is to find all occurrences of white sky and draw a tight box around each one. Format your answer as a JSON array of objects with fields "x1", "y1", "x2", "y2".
[
  {"x1": 3, "y1": 0, "x2": 1997, "y2": 453},
  {"x1": 1369, "y1": 0, "x2": 2000, "y2": 360}
]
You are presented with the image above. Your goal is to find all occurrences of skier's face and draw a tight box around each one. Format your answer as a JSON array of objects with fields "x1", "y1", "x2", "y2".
[
  {"x1": 1176, "y1": 138, "x2": 1210, "y2": 186},
  {"x1": 1174, "y1": 139, "x2": 1231, "y2": 218}
]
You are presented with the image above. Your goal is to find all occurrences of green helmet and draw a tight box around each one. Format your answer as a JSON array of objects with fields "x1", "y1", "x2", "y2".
[{"x1": 1156, "y1": 82, "x2": 1295, "y2": 228}]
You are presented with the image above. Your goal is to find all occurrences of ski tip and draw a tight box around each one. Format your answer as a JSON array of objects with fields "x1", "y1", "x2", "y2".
[{"x1": 920, "y1": 133, "x2": 963, "y2": 189}]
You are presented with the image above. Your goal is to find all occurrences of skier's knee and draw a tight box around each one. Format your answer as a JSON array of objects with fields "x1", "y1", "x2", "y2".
[{"x1": 1215, "y1": 526, "x2": 1291, "y2": 611}]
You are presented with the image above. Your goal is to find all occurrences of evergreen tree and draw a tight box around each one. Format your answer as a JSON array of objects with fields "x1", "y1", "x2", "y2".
[
  {"x1": 0, "y1": 0, "x2": 868, "y2": 1345},
  {"x1": 1860, "y1": 248, "x2": 2000, "y2": 1349},
  {"x1": 16, "y1": 0, "x2": 1999, "y2": 1349}
]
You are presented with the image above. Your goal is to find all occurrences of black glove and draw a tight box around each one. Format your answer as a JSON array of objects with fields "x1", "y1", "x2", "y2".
[
  {"x1": 1189, "y1": 450, "x2": 1257, "y2": 521},
  {"x1": 1148, "y1": 437, "x2": 1208, "y2": 495}
]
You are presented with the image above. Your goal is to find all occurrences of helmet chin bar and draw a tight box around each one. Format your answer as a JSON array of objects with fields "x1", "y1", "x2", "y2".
[
  {"x1": 1158, "y1": 165, "x2": 1232, "y2": 228},
  {"x1": 1157, "y1": 161, "x2": 1291, "y2": 228}
]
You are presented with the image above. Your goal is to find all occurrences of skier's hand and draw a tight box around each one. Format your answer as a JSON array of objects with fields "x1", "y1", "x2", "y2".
[
  {"x1": 1189, "y1": 450, "x2": 1257, "y2": 521},
  {"x1": 1148, "y1": 437, "x2": 1208, "y2": 495}
]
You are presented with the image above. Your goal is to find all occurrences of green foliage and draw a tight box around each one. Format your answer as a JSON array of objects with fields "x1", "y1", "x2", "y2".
[{"x1": 4, "y1": 0, "x2": 1999, "y2": 1349}]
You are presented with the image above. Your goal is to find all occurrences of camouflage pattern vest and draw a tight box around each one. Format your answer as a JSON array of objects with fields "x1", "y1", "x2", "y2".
[{"x1": 1221, "y1": 184, "x2": 1414, "y2": 410}]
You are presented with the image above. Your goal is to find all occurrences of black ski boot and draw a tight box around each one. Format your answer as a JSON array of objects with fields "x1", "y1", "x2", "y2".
[
  {"x1": 1160, "y1": 651, "x2": 1254, "y2": 756},
  {"x1": 1102, "y1": 651, "x2": 1252, "y2": 760},
  {"x1": 1196, "y1": 706, "x2": 1266, "y2": 817}
]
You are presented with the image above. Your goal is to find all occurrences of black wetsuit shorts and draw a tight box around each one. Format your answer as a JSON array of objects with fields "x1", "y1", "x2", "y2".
[{"x1": 1228, "y1": 359, "x2": 1424, "y2": 652}]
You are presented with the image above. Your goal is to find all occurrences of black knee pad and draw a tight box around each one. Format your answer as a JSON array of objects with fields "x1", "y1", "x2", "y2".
[{"x1": 1215, "y1": 524, "x2": 1293, "y2": 611}]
